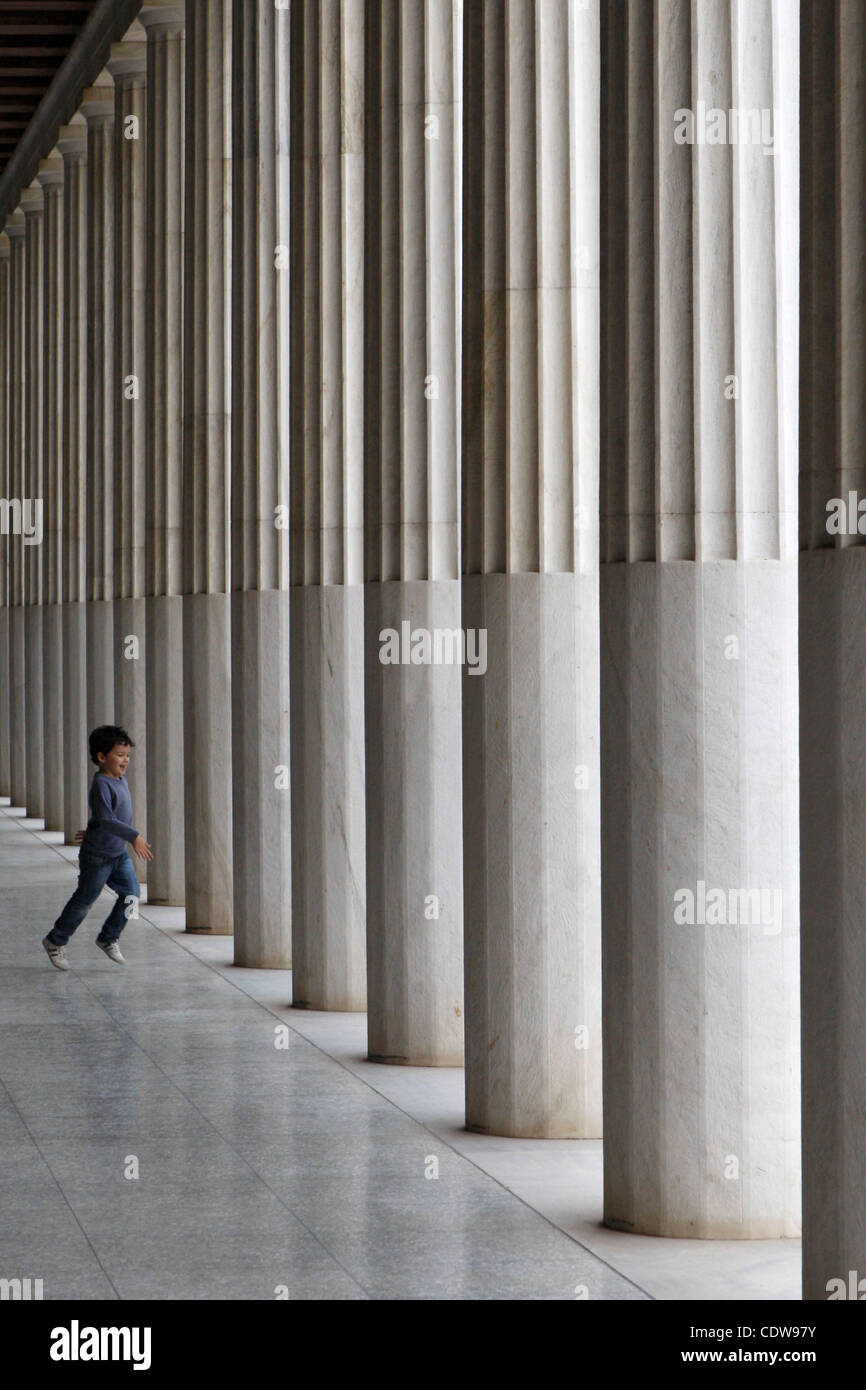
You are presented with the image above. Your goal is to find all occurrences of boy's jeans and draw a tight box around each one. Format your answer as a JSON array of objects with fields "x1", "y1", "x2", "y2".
[{"x1": 48, "y1": 848, "x2": 140, "y2": 947}]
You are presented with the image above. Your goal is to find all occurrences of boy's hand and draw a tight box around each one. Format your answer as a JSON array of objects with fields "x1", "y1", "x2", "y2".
[
  {"x1": 74, "y1": 829, "x2": 85, "y2": 843},
  {"x1": 132, "y1": 834, "x2": 154, "y2": 862}
]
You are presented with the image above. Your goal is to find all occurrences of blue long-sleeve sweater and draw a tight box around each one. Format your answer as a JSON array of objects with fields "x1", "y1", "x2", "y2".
[{"x1": 82, "y1": 773, "x2": 139, "y2": 857}]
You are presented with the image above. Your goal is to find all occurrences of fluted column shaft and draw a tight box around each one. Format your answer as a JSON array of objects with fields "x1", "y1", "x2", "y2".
[
  {"x1": 461, "y1": 0, "x2": 601, "y2": 1135},
  {"x1": 182, "y1": 0, "x2": 233, "y2": 932},
  {"x1": 7, "y1": 212, "x2": 27, "y2": 811},
  {"x1": 37, "y1": 155, "x2": 65, "y2": 833},
  {"x1": 141, "y1": 2, "x2": 186, "y2": 904},
  {"x1": 58, "y1": 121, "x2": 90, "y2": 842},
  {"x1": 289, "y1": 0, "x2": 366, "y2": 1009},
  {"x1": 0, "y1": 233, "x2": 10, "y2": 798},
  {"x1": 82, "y1": 77, "x2": 116, "y2": 735},
  {"x1": 109, "y1": 30, "x2": 149, "y2": 876},
  {"x1": 600, "y1": 0, "x2": 800, "y2": 1236},
  {"x1": 800, "y1": 0, "x2": 866, "y2": 1299},
  {"x1": 363, "y1": 0, "x2": 463, "y2": 1063},
  {"x1": 21, "y1": 183, "x2": 44, "y2": 819},
  {"x1": 230, "y1": 0, "x2": 291, "y2": 967}
]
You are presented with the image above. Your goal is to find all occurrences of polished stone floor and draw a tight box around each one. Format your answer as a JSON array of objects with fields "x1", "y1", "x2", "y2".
[{"x1": 0, "y1": 801, "x2": 801, "y2": 1301}]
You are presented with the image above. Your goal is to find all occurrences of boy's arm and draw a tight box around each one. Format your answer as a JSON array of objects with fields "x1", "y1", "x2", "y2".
[{"x1": 90, "y1": 779, "x2": 139, "y2": 843}]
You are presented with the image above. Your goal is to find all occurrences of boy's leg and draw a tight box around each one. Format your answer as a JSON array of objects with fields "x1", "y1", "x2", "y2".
[
  {"x1": 48, "y1": 855, "x2": 115, "y2": 946},
  {"x1": 96, "y1": 853, "x2": 141, "y2": 944}
]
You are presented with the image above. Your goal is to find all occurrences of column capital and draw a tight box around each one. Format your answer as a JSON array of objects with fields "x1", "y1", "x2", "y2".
[
  {"x1": 0, "y1": 231, "x2": 9, "y2": 259},
  {"x1": 139, "y1": 2, "x2": 185, "y2": 36},
  {"x1": 36, "y1": 153, "x2": 65, "y2": 189},
  {"x1": 6, "y1": 210, "x2": 25, "y2": 239},
  {"x1": 19, "y1": 182, "x2": 43, "y2": 215},
  {"x1": 80, "y1": 71, "x2": 115, "y2": 123},
  {"x1": 56, "y1": 119, "x2": 88, "y2": 161},
  {"x1": 107, "y1": 31, "x2": 148, "y2": 86}
]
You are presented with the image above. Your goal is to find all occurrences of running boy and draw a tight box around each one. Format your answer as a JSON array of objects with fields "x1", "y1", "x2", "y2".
[{"x1": 42, "y1": 726, "x2": 153, "y2": 970}]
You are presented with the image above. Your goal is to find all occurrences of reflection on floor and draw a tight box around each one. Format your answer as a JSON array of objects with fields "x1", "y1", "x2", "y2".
[{"x1": 0, "y1": 802, "x2": 799, "y2": 1301}]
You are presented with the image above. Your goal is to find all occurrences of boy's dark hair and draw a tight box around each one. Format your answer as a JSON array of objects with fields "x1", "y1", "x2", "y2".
[{"x1": 89, "y1": 725, "x2": 135, "y2": 767}]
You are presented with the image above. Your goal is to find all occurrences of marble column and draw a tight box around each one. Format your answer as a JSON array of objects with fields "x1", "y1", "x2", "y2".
[
  {"x1": 81, "y1": 73, "x2": 116, "y2": 736},
  {"x1": 600, "y1": 0, "x2": 799, "y2": 1236},
  {"x1": 0, "y1": 232, "x2": 10, "y2": 799},
  {"x1": 461, "y1": 0, "x2": 601, "y2": 1135},
  {"x1": 109, "y1": 27, "x2": 149, "y2": 878},
  {"x1": 140, "y1": 1, "x2": 186, "y2": 904},
  {"x1": 37, "y1": 154, "x2": 65, "y2": 833},
  {"x1": 21, "y1": 182, "x2": 45, "y2": 820},
  {"x1": 800, "y1": 0, "x2": 866, "y2": 1300},
  {"x1": 58, "y1": 118, "x2": 90, "y2": 842},
  {"x1": 182, "y1": 0, "x2": 233, "y2": 933},
  {"x1": 363, "y1": 0, "x2": 463, "y2": 1064},
  {"x1": 230, "y1": 0, "x2": 291, "y2": 967},
  {"x1": 289, "y1": 0, "x2": 366, "y2": 1009},
  {"x1": 7, "y1": 210, "x2": 27, "y2": 811}
]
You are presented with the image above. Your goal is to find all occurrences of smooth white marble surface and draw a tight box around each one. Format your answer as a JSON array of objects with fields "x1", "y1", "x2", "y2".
[
  {"x1": 365, "y1": 580, "x2": 464, "y2": 1066},
  {"x1": 181, "y1": 591, "x2": 233, "y2": 933},
  {"x1": 144, "y1": 596, "x2": 184, "y2": 903},
  {"x1": 462, "y1": 571, "x2": 602, "y2": 1138},
  {"x1": 290, "y1": 583, "x2": 366, "y2": 1012},
  {"x1": 230, "y1": 589, "x2": 291, "y2": 969},
  {"x1": 601, "y1": 560, "x2": 800, "y2": 1239}
]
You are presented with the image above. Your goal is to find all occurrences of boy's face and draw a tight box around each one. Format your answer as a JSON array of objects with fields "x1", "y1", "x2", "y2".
[{"x1": 98, "y1": 743, "x2": 131, "y2": 779}]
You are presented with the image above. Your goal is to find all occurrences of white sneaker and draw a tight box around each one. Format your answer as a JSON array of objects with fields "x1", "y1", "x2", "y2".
[
  {"x1": 96, "y1": 940, "x2": 126, "y2": 965},
  {"x1": 42, "y1": 937, "x2": 70, "y2": 971}
]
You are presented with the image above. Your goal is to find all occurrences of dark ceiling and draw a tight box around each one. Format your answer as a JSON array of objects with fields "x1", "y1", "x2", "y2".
[{"x1": 0, "y1": 1, "x2": 98, "y2": 177}]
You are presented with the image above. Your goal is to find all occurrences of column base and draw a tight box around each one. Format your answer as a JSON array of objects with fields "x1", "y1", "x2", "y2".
[
  {"x1": 600, "y1": 559, "x2": 800, "y2": 1239},
  {"x1": 462, "y1": 570, "x2": 602, "y2": 1138},
  {"x1": 62, "y1": 603, "x2": 89, "y2": 843},
  {"x1": 42, "y1": 604, "x2": 64, "y2": 831},
  {"x1": 365, "y1": 579, "x2": 464, "y2": 1066},
  {"x1": 182, "y1": 591, "x2": 233, "y2": 934},
  {"x1": 231, "y1": 588, "x2": 291, "y2": 969},
  {"x1": 145, "y1": 595, "x2": 185, "y2": 905},
  {"x1": 290, "y1": 584, "x2": 366, "y2": 1011}
]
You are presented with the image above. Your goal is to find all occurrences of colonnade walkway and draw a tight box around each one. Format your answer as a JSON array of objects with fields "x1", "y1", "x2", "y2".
[{"x1": 0, "y1": 804, "x2": 799, "y2": 1302}]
